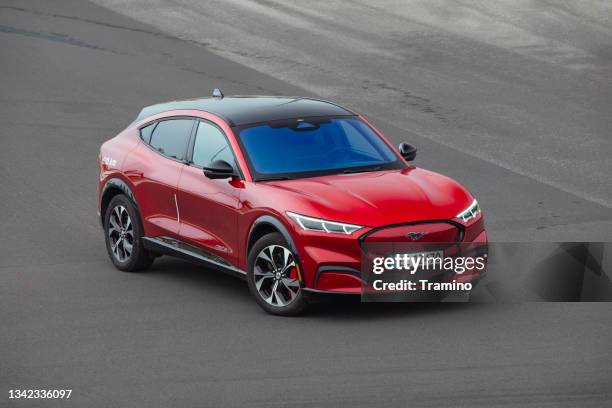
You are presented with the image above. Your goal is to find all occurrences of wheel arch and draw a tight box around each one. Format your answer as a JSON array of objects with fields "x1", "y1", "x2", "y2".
[
  {"x1": 247, "y1": 215, "x2": 297, "y2": 256},
  {"x1": 100, "y1": 178, "x2": 139, "y2": 226}
]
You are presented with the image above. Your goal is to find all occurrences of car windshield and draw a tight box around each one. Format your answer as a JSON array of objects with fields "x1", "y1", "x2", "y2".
[{"x1": 237, "y1": 117, "x2": 403, "y2": 180}]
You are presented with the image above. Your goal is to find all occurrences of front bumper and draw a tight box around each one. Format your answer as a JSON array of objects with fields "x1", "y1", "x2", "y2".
[{"x1": 297, "y1": 217, "x2": 487, "y2": 294}]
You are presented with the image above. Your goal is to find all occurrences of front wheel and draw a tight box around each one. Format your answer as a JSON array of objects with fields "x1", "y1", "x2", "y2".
[{"x1": 247, "y1": 233, "x2": 307, "y2": 316}]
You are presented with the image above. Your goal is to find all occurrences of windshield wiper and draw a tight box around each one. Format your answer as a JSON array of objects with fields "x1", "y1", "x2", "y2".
[
  {"x1": 256, "y1": 176, "x2": 293, "y2": 181},
  {"x1": 343, "y1": 166, "x2": 382, "y2": 174}
]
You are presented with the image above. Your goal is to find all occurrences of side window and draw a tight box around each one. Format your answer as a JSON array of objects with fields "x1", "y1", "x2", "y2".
[
  {"x1": 139, "y1": 123, "x2": 156, "y2": 144},
  {"x1": 149, "y1": 119, "x2": 194, "y2": 161},
  {"x1": 192, "y1": 121, "x2": 236, "y2": 167}
]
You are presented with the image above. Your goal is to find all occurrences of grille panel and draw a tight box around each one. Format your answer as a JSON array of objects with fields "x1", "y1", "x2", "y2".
[{"x1": 361, "y1": 221, "x2": 461, "y2": 244}]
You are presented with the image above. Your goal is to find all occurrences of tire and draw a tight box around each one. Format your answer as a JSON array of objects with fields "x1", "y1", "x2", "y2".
[
  {"x1": 247, "y1": 232, "x2": 307, "y2": 316},
  {"x1": 104, "y1": 194, "x2": 154, "y2": 272}
]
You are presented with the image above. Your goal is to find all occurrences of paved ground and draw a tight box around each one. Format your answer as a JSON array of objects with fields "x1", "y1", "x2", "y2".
[
  {"x1": 1, "y1": 1, "x2": 611, "y2": 407},
  {"x1": 90, "y1": 0, "x2": 612, "y2": 239}
]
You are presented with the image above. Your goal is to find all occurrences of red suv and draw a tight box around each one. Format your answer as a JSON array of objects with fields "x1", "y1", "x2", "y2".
[{"x1": 99, "y1": 91, "x2": 486, "y2": 315}]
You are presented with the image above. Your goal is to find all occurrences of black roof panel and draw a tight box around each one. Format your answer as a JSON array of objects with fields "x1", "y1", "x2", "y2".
[{"x1": 135, "y1": 96, "x2": 355, "y2": 126}]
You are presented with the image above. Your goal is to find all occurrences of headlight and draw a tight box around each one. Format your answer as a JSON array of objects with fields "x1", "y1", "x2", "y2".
[
  {"x1": 456, "y1": 199, "x2": 481, "y2": 222},
  {"x1": 286, "y1": 212, "x2": 364, "y2": 234}
]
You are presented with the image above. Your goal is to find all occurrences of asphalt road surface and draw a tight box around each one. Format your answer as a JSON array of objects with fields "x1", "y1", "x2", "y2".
[{"x1": 1, "y1": 1, "x2": 611, "y2": 407}]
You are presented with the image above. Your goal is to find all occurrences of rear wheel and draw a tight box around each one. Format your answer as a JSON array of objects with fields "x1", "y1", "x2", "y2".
[
  {"x1": 247, "y1": 233, "x2": 307, "y2": 316},
  {"x1": 104, "y1": 194, "x2": 153, "y2": 272}
]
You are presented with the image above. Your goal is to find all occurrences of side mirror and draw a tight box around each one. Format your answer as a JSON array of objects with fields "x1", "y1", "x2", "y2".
[
  {"x1": 398, "y1": 143, "x2": 417, "y2": 161},
  {"x1": 203, "y1": 160, "x2": 237, "y2": 179}
]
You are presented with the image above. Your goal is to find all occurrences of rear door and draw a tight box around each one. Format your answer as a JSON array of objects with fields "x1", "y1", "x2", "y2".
[
  {"x1": 125, "y1": 118, "x2": 195, "y2": 237},
  {"x1": 177, "y1": 119, "x2": 242, "y2": 267}
]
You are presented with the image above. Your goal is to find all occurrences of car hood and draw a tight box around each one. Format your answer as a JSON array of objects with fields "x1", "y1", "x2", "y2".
[{"x1": 264, "y1": 168, "x2": 473, "y2": 227}]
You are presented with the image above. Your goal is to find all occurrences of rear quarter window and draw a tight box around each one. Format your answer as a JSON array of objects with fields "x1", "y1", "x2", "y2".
[
  {"x1": 139, "y1": 123, "x2": 156, "y2": 144},
  {"x1": 148, "y1": 119, "x2": 194, "y2": 161}
]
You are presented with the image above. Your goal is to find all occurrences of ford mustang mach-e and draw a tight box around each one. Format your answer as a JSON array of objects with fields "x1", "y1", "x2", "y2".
[{"x1": 98, "y1": 91, "x2": 486, "y2": 315}]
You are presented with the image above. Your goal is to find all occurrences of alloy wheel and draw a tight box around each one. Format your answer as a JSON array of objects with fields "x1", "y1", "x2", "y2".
[
  {"x1": 253, "y1": 244, "x2": 301, "y2": 307},
  {"x1": 107, "y1": 205, "x2": 134, "y2": 262}
]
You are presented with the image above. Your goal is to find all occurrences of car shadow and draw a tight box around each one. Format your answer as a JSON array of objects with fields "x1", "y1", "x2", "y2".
[
  {"x1": 145, "y1": 256, "x2": 251, "y2": 299},
  {"x1": 144, "y1": 257, "x2": 486, "y2": 320}
]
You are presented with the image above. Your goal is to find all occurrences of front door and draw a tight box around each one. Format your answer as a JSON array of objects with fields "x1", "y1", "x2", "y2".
[{"x1": 177, "y1": 120, "x2": 242, "y2": 267}]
